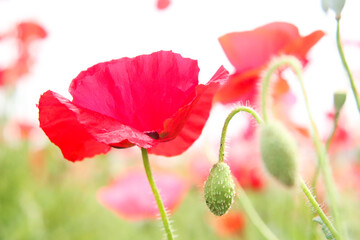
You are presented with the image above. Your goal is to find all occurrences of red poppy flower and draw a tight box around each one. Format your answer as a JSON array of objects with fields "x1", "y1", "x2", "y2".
[
  {"x1": 215, "y1": 22, "x2": 324, "y2": 104},
  {"x1": 97, "y1": 169, "x2": 189, "y2": 220},
  {"x1": 38, "y1": 51, "x2": 228, "y2": 161}
]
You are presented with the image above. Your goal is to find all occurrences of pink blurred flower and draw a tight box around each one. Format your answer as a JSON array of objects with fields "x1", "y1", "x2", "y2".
[
  {"x1": 98, "y1": 169, "x2": 189, "y2": 220},
  {"x1": 157, "y1": 0, "x2": 171, "y2": 10}
]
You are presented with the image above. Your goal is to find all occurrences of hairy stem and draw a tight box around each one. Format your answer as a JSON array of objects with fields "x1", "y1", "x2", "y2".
[
  {"x1": 300, "y1": 176, "x2": 341, "y2": 240},
  {"x1": 219, "y1": 106, "x2": 264, "y2": 163},
  {"x1": 141, "y1": 148, "x2": 174, "y2": 240}
]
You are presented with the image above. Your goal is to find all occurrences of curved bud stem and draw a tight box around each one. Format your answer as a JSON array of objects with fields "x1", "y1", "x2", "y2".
[
  {"x1": 261, "y1": 56, "x2": 345, "y2": 239},
  {"x1": 218, "y1": 107, "x2": 278, "y2": 240},
  {"x1": 219, "y1": 106, "x2": 264, "y2": 163},
  {"x1": 141, "y1": 148, "x2": 174, "y2": 240}
]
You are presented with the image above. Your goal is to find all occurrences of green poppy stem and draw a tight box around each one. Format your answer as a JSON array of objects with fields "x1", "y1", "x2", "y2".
[
  {"x1": 336, "y1": 19, "x2": 360, "y2": 114},
  {"x1": 300, "y1": 176, "x2": 342, "y2": 240},
  {"x1": 141, "y1": 148, "x2": 174, "y2": 240}
]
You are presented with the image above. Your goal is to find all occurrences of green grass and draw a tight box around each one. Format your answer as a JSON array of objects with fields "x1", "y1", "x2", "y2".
[{"x1": 1, "y1": 142, "x2": 360, "y2": 239}]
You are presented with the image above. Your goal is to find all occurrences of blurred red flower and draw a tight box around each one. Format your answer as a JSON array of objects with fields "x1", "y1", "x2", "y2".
[
  {"x1": 212, "y1": 211, "x2": 246, "y2": 237},
  {"x1": 215, "y1": 22, "x2": 324, "y2": 104},
  {"x1": 157, "y1": 0, "x2": 171, "y2": 10},
  {"x1": 38, "y1": 51, "x2": 228, "y2": 161},
  {"x1": 97, "y1": 169, "x2": 189, "y2": 220},
  {"x1": 0, "y1": 21, "x2": 47, "y2": 87},
  {"x1": 16, "y1": 21, "x2": 47, "y2": 43}
]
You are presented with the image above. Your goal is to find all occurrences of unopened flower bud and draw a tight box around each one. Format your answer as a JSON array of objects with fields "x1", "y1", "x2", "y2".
[
  {"x1": 321, "y1": 0, "x2": 346, "y2": 18},
  {"x1": 260, "y1": 121, "x2": 298, "y2": 187},
  {"x1": 334, "y1": 90, "x2": 346, "y2": 112},
  {"x1": 204, "y1": 162, "x2": 235, "y2": 216}
]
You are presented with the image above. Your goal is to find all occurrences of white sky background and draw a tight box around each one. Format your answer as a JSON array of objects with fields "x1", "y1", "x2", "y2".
[{"x1": 0, "y1": 0, "x2": 359, "y2": 141}]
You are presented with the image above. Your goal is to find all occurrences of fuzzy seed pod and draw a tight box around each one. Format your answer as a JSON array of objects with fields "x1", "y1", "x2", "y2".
[
  {"x1": 260, "y1": 121, "x2": 298, "y2": 187},
  {"x1": 204, "y1": 162, "x2": 235, "y2": 216}
]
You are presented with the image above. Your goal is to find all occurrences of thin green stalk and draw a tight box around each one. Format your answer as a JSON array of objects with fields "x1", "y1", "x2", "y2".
[
  {"x1": 219, "y1": 106, "x2": 264, "y2": 163},
  {"x1": 300, "y1": 176, "x2": 341, "y2": 240},
  {"x1": 236, "y1": 183, "x2": 279, "y2": 240},
  {"x1": 312, "y1": 110, "x2": 341, "y2": 190},
  {"x1": 141, "y1": 148, "x2": 174, "y2": 240},
  {"x1": 336, "y1": 19, "x2": 360, "y2": 114},
  {"x1": 261, "y1": 56, "x2": 345, "y2": 238}
]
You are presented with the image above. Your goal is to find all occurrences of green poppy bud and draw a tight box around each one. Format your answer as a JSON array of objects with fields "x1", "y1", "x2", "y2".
[
  {"x1": 334, "y1": 90, "x2": 346, "y2": 112},
  {"x1": 260, "y1": 121, "x2": 298, "y2": 187},
  {"x1": 204, "y1": 162, "x2": 235, "y2": 216},
  {"x1": 322, "y1": 0, "x2": 346, "y2": 18}
]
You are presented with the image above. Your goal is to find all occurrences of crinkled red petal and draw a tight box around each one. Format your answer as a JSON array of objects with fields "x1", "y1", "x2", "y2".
[
  {"x1": 38, "y1": 90, "x2": 157, "y2": 161},
  {"x1": 148, "y1": 66, "x2": 229, "y2": 156},
  {"x1": 97, "y1": 169, "x2": 189, "y2": 220},
  {"x1": 219, "y1": 22, "x2": 300, "y2": 72},
  {"x1": 69, "y1": 51, "x2": 199, "y2": 134}
]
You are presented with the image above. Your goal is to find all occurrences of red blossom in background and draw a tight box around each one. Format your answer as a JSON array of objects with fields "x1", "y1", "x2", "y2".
[
  {"x1": 215, "y1": 22, "x2": 324, "y2": 104},
  {"x1": 211, "y1": 211, "x2": 246, "y2": 237},
  {"x1": 0, "y1": 21, "x2": 47, "y2": 87},
  {"x1": 157, "y1": 0, "x2": 171, "y2": 10},
  {"x1": 38, "y1": 51, "x2": 228, "y2": 161},
  {"x1": 97, "y1": 170, "x2": 189, "y2": 220}
]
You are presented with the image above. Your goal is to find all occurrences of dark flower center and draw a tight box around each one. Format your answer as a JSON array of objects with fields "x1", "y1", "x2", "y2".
[{"x1": 145, "y1": 131, "x2": 160, "y2": 140}]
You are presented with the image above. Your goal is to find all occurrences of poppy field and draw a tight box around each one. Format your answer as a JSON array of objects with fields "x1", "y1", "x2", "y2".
[{"x1": 1, "y1": 0, "x2": 360, "y2": 239}]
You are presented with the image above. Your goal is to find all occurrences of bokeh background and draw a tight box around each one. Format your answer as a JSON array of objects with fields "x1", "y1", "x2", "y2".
[{"x1": 1, "y1": 0, "x2": 360, "y2": 239}]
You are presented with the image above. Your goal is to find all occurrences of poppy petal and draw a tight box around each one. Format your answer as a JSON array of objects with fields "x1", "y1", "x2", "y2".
[
  {"x1": 219, "y1": 22, "x2": 300, "y2": 72},
  {"x1": 69, "y1": 51, "x2": 199, "y2": 134},
  {"x1": 282, "y1": 30, "x2": 325, "y2": 63},
  {"x1": 149, "y1": 66, "x2": 229, "y2": 156},
  {"x1": 38, "y1": 90, "x2": 157, "y2": 161},
  {"x1": 17, "y1": 21, "x2": 47, "y2": 42},
  {"x1": 97, "y1": 170, "x2": 189, "y2": 220},
  {"x1": 214, "y1": 69, "x2": 260, "y2": 104}
]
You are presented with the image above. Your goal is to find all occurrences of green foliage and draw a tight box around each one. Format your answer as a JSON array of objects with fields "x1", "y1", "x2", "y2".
[{"x1": 1, "y1": 142, "x2": 360, "y2": 239}]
